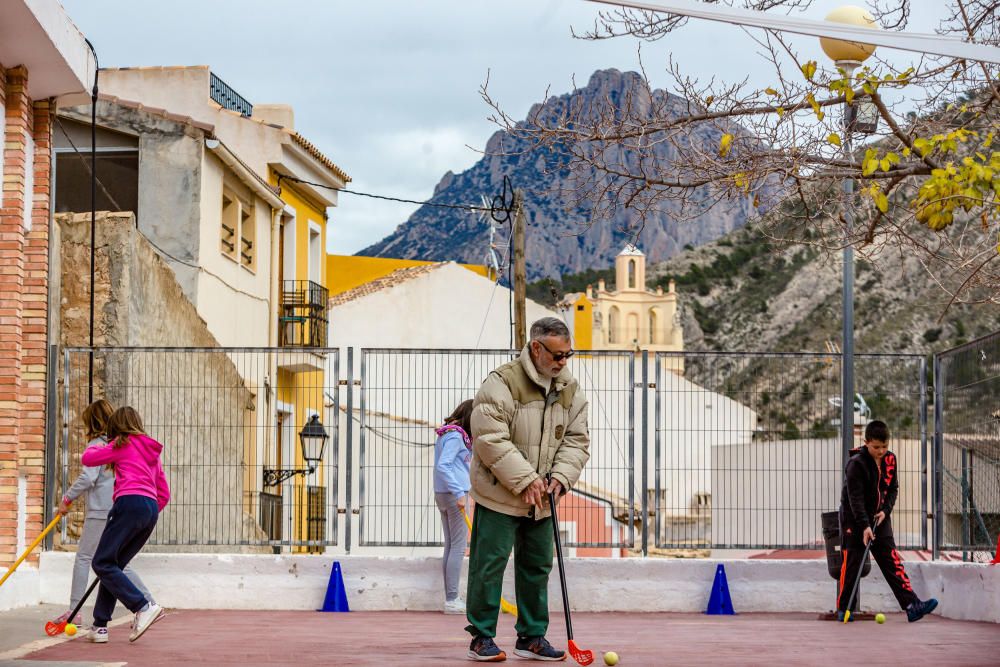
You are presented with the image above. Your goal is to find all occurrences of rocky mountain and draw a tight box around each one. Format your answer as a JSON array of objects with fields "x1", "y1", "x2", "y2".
[{"x1": 361, "y1": 69, "x2": 761, "y2": 280}]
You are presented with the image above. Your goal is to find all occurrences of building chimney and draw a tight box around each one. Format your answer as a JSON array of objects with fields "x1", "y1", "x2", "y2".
[{"x1": 252, "y1": 104, "x2": 295, "y2": 129}]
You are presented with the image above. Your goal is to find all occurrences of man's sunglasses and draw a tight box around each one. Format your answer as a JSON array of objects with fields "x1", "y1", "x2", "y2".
[{"x1": 537, "y1": 339, "x2": 575, "y2": 362}]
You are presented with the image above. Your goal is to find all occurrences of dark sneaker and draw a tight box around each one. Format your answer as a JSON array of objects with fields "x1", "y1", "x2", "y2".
[
  {"x1": 835, "y1": 610, "x2": 855, "y2": 622},
  {"x1": 468, "y1": 636, "x2": 506, "y2": 662},
  {"x1": 907, "y1": 598, "x2": 939, "y2": 623},
  {"x1": 513, "y1": 636, "x2": 567, "y2": 661}
]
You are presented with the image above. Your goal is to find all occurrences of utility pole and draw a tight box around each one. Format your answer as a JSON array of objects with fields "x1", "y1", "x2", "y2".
[{"x1": 513, "y1": 189, "x2": 527, "y2": 350}]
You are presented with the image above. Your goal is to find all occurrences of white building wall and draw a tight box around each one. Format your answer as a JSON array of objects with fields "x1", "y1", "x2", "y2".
[
  {"x1": 196, "y1": 154, "x2": 273, "y2": 347},
  {"x1": 328, "y1": 263, "x2": 559, "y2": 350}
]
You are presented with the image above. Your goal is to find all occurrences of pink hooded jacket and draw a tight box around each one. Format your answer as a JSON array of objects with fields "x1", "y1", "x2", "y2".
[{"x1": 81, "y1": 433, "x2": 171, "y2": 512}]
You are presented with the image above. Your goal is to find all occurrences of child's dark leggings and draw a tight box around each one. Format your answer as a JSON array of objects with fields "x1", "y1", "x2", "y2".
[
  {"x1": 91, "y1": 495, "x2": 159, "y2": 627},
  {"x1": 837, "y1": 517, "x2": 919, "y2": 612}
]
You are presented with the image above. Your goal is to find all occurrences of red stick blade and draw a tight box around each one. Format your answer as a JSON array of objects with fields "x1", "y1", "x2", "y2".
[
  {"x1": 568, "y1": 640, "x2": 595, "y2": 666},
  {"x1": 44, "y1": 621, "x2": 64, "y2": 636}
]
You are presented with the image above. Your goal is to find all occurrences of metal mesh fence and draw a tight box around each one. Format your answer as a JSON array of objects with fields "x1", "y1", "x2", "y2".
[
  {"x1": 934, "y1": 332, "x2": 1000, "y2": 561},
  {"x1": 654, "y1": 352, "x2": 927, "y2": 551},
  {"x1": 357, "y1": 349, "x2": 636, "y2": 552},
  {"x1": 58, "y1": 346, "x2": 936, "y2": 555},
  {"x1": 60, "y1": 347, "x2": 339, "y2": 550}
]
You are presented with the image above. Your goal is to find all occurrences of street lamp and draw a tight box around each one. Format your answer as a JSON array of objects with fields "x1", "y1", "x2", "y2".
[
  {"x1": 819, "y1": 5, "x2": 879, "y2": 465},
  {"x1": 263, "y1": 414, "x2": 329, "y2": 487}
]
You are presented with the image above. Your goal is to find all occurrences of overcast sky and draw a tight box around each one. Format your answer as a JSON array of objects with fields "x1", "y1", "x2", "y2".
[{"x1": 60, "y1": 0, "x2": 943, "y2": 255}]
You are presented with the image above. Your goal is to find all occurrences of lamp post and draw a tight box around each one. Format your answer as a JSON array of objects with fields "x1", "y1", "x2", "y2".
[
  {"x1": 819, "y1": 5, "x2": 878, "y2": 465},
  {"x1": 263, "y1": 414, "x2": 329, "y2": 487}
]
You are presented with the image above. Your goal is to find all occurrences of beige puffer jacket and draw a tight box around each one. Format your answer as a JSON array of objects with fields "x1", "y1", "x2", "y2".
[{"x1": 470, "y1": 347, "x2": 590, "y2": 519}]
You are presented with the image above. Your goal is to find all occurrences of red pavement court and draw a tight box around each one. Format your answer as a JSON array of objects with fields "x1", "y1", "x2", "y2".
[{"x1": 20, "y1": 609, "x2": 1000, "y2": 666}]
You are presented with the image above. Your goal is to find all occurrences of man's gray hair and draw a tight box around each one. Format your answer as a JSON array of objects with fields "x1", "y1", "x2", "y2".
[{"x1": 530, "y1": 317, "x2": 570, "y2": 341}]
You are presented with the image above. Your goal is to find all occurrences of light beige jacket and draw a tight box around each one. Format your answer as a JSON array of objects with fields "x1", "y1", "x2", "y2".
[{"x1": 469, "y1": 347, "x2": 590, "y2": 518}]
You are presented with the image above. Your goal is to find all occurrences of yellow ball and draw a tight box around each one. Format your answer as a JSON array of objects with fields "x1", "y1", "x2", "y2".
[
  {"x1": 875, "y1": 613, "x2": 886, "y2": 624},
  {"x1": 604, "y1": 651, "x2": 619, "y2": 666},
  {"x1": 64, "y1": 623, "x2": 77, "y2": 636}
]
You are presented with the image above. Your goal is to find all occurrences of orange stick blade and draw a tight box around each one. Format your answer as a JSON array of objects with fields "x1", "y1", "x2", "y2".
[{"x1": 568, "y1": 640, "x2": 594, "y2": 665}]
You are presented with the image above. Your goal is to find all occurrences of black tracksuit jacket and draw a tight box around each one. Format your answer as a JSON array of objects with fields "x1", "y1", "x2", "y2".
[{"x1": 838, "y1": 445, "x2": 898, "y2": 538}]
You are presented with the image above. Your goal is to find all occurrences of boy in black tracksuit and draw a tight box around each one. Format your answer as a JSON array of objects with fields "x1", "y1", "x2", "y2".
[{"x1": 838, "y1": 420, "x2": 939, "y2": 622}]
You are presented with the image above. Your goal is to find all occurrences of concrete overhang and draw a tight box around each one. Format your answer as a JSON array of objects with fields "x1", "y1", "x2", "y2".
[
  {"x1": 272, "y1": 141, "x2": 343, "y2": 209},
  {"x1": 208, "y1": 140, "x2": 286, "y2": 211},
  {"x1": 0, "y1": 0, "x2": 96, "y2": 101},
  {"x1": 275, "y1": 350, "x2": 327, "y2": 373}
]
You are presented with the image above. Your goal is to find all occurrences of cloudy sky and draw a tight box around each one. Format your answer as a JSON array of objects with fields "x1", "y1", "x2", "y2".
[{"x1": 60, "y1": 0, "x2": 942, "y2": 255}]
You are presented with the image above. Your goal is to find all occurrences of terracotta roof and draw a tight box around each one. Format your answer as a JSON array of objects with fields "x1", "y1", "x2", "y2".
[
  {"x1": 96, "y1": 93, "x2": 215, "y2": 133},
  {"x1": 328, "y1": 262, "x2": 448, "y2": 307},
  {"x1": 290, "y1": 132, "x2": 351, "y2": 184}
]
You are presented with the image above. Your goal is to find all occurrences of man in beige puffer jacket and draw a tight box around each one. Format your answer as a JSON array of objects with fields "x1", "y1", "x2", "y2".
[{"x1": 464, "y1": 317, "x2": 590, "y2": 662}]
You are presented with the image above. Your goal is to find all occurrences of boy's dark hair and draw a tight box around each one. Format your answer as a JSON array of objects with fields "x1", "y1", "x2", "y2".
[
  {"x1": 864, "y1": 420, "x2": 890, "y2": 443},
  {"x1": 444, "y1": 399, "x2": 474, "y2": 435}
]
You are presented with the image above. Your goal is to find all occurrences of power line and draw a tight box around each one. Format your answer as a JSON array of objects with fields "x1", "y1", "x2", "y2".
[{"x1": 276, "y1": 173, "x2": 516, "y2": 226}]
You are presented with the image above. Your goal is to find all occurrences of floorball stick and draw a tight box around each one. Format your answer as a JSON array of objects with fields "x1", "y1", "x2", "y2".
[
  {"x1": 842, "y1": 535, "x2": 875, "y2": 624},
  {"x1": 549, "y1": 488, "x2": 594, "y2": 666},
  {"x1": 0, "y1": 515, "x2": 62, "y2": 588},
  {"x1": 45, "y1": 577, "x2": 100, "y2": 636}
]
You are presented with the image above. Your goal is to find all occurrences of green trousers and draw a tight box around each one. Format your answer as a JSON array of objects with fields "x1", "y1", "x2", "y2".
[{"x1": 465, "y1": 504, "x2": 553, "y2": 639}]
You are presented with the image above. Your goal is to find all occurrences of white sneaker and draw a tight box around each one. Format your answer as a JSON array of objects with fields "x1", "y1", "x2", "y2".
[
  {"x1": 85, "y1": 626, "x2": 109, "y2": 643},
  {"x1": 129, "y1": 603, "x2": 163, "y2": 642},
  {"x1": 443, "y1": 598, "x2": 466, "y2": 615}
]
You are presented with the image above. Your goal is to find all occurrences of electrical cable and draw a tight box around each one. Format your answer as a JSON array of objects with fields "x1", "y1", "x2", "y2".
[{"x1": 277, "y1": 173, "x2": 516, "y2": 225}]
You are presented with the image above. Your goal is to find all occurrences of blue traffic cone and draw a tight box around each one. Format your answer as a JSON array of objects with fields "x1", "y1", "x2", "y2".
[
  {"x1": 319, "y1": 561, "x2": 350, "y2": 612},
  {"x1": 705, "y1": 564, "x2": 735, "y2": 615}
]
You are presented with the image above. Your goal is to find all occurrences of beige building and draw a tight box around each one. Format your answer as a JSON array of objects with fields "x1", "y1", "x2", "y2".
[{"x1": 568, "y1": 246, "x2": 684, "y2": 358}]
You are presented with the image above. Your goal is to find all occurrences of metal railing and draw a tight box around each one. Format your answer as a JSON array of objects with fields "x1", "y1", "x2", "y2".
[
  {"x1": 209, "y1": 72, "x2": 253, "y2": 117},
  {"x1": 280, "y1": 280, "x2": 329, "y2": 348},
  {"x1": 934, "y1": 332, "x2": 1000, "y2": 561},
  {"x1": 53, "y1": 345, "x2": 952, "y2": 555}
]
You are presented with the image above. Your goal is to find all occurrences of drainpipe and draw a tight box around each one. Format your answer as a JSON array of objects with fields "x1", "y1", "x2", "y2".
[{"x1": 269, "y1": 207, "x2": 281, "y2": 348}]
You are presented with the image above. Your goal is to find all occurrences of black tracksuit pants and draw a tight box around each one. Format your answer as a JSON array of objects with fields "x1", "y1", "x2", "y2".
[{"x1": 837, "y1": 517, "x2": 919, "y2": 612}]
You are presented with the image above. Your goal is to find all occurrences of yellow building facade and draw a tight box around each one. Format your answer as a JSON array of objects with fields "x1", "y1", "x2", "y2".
[
  {"x1": 326, "y1": 254, "x2": 490, "y2": 296},
  {"x1": 271, "y1": 173, "x2": 343, "y2": 551}
]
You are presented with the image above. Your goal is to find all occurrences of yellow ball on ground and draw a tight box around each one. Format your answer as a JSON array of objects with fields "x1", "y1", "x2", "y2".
[
  {"x1": 875, "y1": 613, "x2": 886, "y2": 624},
  {"x1": 64, "y1": 623, "x2": 77, "y2": 636},
  {"x1": 604, "y1": 651, "x2": 620, "y2": 666}
]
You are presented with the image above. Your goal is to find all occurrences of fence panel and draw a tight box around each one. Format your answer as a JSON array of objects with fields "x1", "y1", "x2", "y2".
[
  {"x1": 934, "y1": 333, "x2": 1000, "y2": 560},
  {"x1": 654, "y1": 352, "x2": 926, "y2": 551},
  {"x1": 61, "y1": 347, "x2": 339, "y2": 550},
  {"x1": 358, "y1": 349, "x2": 637, "y2": 551}
]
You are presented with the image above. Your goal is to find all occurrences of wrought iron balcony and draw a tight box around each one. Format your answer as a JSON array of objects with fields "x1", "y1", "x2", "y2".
[
  {"x1": 210, "y1": 72, "x2": 253, "y2": 117},
  {"x1": 279, "y1": 280, "x2": 329, "y2": 347}
]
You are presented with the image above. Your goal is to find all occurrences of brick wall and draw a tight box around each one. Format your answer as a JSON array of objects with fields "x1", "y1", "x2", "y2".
[{"x1": 0, "y1": 63, "x2": 53, "y2": 566}]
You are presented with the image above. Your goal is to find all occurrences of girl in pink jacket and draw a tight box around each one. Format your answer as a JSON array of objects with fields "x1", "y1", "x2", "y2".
[{"x1": 80, "y1": 406, "x2": 170, "y2": 643}]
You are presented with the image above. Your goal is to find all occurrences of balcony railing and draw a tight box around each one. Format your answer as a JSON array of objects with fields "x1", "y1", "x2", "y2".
[
  {"x1": 280, "y1": 280, "x2": 329, "y2": 347},
  {"x1": 209, "y1": 72, "x2": 253, "y2": 117}
]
